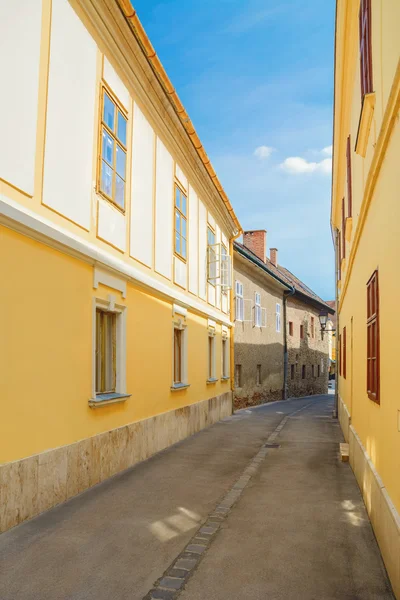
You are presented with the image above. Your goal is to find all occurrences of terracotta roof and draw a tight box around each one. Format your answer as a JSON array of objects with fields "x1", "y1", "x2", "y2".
[{"x1": 234, "y1": 241, "x2": 334, "y2": 314}]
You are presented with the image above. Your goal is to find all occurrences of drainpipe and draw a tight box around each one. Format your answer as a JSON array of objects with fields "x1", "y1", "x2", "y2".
[
  {"x1": 229, "y1": 231, "x2": 243, "y2": 406},
  {"x1": 333, "y1": 227, "x2": 340, "y2": 419},
  {"x1": 283, "y1": 286, "x2": 296, "y2": 400}
]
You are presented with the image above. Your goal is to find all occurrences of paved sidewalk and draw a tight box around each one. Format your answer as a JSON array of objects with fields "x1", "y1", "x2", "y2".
[{"x1": 0, "y1": 395, "x2": 394, "y2": 599}]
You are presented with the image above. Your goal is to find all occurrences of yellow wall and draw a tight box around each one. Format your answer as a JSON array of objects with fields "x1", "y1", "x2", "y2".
[
  {"x1": 0, "y1": 226, "x2": 230, "y2": 463},
  {"x1": 333, "y1": 0, "x2": 400, "y2": 515}
]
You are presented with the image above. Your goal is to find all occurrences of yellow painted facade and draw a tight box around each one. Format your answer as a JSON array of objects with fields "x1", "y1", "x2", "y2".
[
  {"x1": 332, "y1": 1, "x2": 400, "y2": 595},
  {"x1": 0, "y1": 0, "x2": 240, "y2": 531}
]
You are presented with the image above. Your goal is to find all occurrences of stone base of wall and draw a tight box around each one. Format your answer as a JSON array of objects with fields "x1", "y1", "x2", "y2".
[
  {"x1": 338, "y1": 397, "x2": 400, "y2": 598},
  {"x1": 0, "y1": 392, "x2": 232, "y2": 534},
  {"x1": 233, "y1": 388, "x2": 283, "y2": 410}
]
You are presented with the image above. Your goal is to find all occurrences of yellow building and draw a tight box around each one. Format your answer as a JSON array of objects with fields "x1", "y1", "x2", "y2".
[
  {"x1": 0, "y1": 0, "x2": 241, "y2": 532},
  {"x1": 332, "y1": 1, "x2": 400, "y2": 595}
]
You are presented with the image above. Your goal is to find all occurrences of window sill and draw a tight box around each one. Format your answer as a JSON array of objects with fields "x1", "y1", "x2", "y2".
[
  {"x1": 88, "y1": 393, "x2": 131, "y2": 408},
  {"x1": 171, "y1": 383, "x2": 190, "y2": 391},
  {"x1": 355, "y1": 92, "x2": 375, "y2": 157},
  {"x1": 206, "y1": 377, "x2": 219, "y2": 384},
  {"x1": 221, "y1": 376, "x2": 230, "y2": 381}
]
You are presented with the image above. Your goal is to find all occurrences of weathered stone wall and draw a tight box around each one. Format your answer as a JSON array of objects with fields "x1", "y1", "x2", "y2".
[
  {"x1": 233, "y1": 254, "x2": 285, "y2": 409},
  {"x1": 0, "y1": 392, "x2": 232, "y2": 533},
  {"x1": 286, "y1": 297, "x2": 330, "y2": 397}
]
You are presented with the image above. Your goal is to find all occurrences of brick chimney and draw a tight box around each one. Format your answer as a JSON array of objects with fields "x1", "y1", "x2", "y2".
[
  {"x1": 243, "y1": 230, "x2": 267, "y2": 263},
  {"x1": 270, "y1": 248, "x2": 278, "y2": 267}
]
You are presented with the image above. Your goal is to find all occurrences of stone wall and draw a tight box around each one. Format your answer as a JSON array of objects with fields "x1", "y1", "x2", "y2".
[
  {"x1": 286, "y1": 297, "x2": 329, "y2": 397},
  {"x1": 0, "y1": 392, "x2": 232, "y2": 533},
  {"x1": 233, "y1": 254, "x2": 285, "y2": 409}
]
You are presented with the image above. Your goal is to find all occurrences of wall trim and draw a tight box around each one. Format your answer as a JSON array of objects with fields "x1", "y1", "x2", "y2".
[{"x1": 0, "y1": 194, "x2": 232, "y2": 326}]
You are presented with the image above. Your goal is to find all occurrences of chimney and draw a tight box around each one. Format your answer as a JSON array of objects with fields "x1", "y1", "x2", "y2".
[
  {"x1": 243, "y1": 230, "x2": 267, "y2": 263},
  {"x1": 270, "y1": 248, "x2": 278, "y2": 267}
]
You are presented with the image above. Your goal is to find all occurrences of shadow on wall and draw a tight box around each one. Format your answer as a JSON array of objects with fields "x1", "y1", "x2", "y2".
[{"x1": 233, "y1": 341, "x2": 284, "y2": 410}]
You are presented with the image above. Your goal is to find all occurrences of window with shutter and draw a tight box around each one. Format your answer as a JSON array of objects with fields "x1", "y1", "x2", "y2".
[
  {"x1": 359, "y1": 0, "x2": 373, "y2": 99},
  {"x1": 343, "y1": 326, "x2": 347, "y2": 379},
  {"x1": 254, "y1": 292, "x2": 262, "y2": 327},
  {"x1": 346, "y1": 136, "x2": 352, "y2": 218},
  {"x1": 276, "y1": 303, "x2": 281, "y2": 332},
  {"x1": 235, "y1": 281, "x2": 244, "y2": 321},
  {"x1": 367, "y1": 270, "x2": 380, "y2": 403},
  {"x1": 339, "y1": 334, "x2": 342, "y2": 376}
]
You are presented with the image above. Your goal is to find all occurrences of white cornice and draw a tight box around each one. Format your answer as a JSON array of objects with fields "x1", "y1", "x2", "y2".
[{"x1": 0, "y1": 194, "x2": 232, "y2": 327}]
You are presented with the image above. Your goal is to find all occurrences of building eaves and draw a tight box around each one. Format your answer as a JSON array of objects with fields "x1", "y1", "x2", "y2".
[
  {"x1": 115, "y1": 0, "x2": 242, "y2": 235},
  {"x1": 234, "y1": 242, "x2": 292, "y2": 291}
]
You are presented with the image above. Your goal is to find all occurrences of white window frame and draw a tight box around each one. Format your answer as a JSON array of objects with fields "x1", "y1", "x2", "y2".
[
  {"x1": 221, "y1": 328, "x2": 230, "y2": 379},
  {"x1": 235, "y1": 280, "x2": 244, "y2": 321},
  {"x1": 171, "y1": 313, "x2": 188, "y2": 389},
  {"x1": 207, "y1": 326, "x2": 217, "y2": 382},
  {"x1": 276, "y1": 303, "x2": 281, "y2": 332},
  {"x1": 207, "y1": 242, "x2": 232, "y2": 290},
  {"x1": 90, "y1": 294, "x2": 127, "y2": 406}
]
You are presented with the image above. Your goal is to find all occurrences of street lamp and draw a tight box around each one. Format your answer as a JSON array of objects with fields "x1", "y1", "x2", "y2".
[{"x1": 319, "y1": 310, "x2": 329, "y2": 331}]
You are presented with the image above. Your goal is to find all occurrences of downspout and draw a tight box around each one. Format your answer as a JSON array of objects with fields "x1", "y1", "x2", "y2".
[
  {"x1": 333, "y1": 227, "x2": 340, "y2": 418},
  {"x1": 229, "y1": 231, "x2": 243, "y2": 407},
  {"x1": 283, "y1": 286, "x2": 296, "y2": 400}
]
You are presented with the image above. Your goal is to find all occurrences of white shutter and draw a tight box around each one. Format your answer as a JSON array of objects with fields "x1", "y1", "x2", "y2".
[{"x1": 276, "y1": 303, "x2": 281, "y2": 332}]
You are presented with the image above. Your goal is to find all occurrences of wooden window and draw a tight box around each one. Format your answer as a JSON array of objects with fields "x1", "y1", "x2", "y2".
[
  {"x1": 276, "y1": 303, "x2": 281, "y2": 332},
  {"x1": 342, "y1": 197, "x2": 346, "y2": 260},
  {"x1": 359, "y1": 0, "x2": 373, "y2": 99},
  {"x1": 222, "y1": 337, "x2": 229, "y2": 378},
  {"x1": 300, "y1": 324, "x2": 304, "y2": 339},
  {"x1": 367, "y1": 270, "x2": 380, "y2": 403},
  {"x1": 302, "y1": 365, "x2": 306, "y2": 379},
  {"x1": 175, "y1": 185, "x2": 187, "y2": 260},
  {"x1": 289, "y1": 321, "x2": 293, "y2": 336},
  {"x1": 99, "y1": 88, "x2": 127, "y2": 210},
  {"x1": 235, "y1": 281, "x2": 244, "y2": 321},
  {"x1": 346, "y1": 137, "x2": 353, "y2": 218},
  {"x1": 311, "y1": 316, "x2": 315, "y2": 339},
  {"x1": 173, "y1": 328, "x2": 183, "y2": 384},
  {"x1": 95, "y1": 309, "x2": 116, "y2": 393},
  {"x1": 256, "y1": 364, "x2": 262, "y2": 386},
  {"x1": 208, "y1": 333, "x2": 216, "y2": 380},
  {"x1": 338, "y1": 234, "x2": 342, "y2": 280},
  {"x1": 235, "y1": 364, "x2": 242, "y2": 388},
  {"x1": 339, "y1": 334, "x2": 342, "y2": 376},
  {"x1": 343, "y1": 326, "x2": 347, "y2": 379},
  {"x1": 290, "y1": 364, "x2": 295, "y2": 380}
]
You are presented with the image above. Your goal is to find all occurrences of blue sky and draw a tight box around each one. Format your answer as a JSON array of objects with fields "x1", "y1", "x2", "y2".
[{"x1": 132, "y1": 0, "x2": 336, "y2": 299}]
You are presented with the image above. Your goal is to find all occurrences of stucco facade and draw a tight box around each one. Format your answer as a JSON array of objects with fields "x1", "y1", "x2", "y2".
[
  {"x1": 332, "y1": 1, "x2": 400, "y2": 596},
  {"x1": 233, "y1": 251, "x2": 287, "y2": 409}
]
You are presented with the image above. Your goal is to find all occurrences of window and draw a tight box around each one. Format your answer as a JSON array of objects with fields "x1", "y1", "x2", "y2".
[
  {"x1": 276, "y1": 303, "x2": 281, "y2": 332},
  {"x1": 339, "y1": 334, "x2": 342, "y2": 376},
  {"x1": 221, "y1": 244, "x2": 228, "y2": 292},
  {"x1": 96, "y1": 309, "x2": 116, "y2": 393},
  {"x1": 174, "y1": 328, "x2": 183, "y2": 384},
  {"x1": 359, "y1": 0, "x2": 373, "y2": 99},
  {"x1": 289, "y1": 321, "x2": 293, "y2": 336},
  {"x1": 343, "y1": 326, "x2": 347, "y2": 379},
  {"x1": 300, "y1": 324, "x2": 304, "y2": 339},
  {"x1": 235, "y1": 364, "x2": 242, "y2": 388},
  {"x1": 302, "y1": 365, "x2": 306, "y2": 379},
  {"x1": 207, "y1": 226, "x2": 216, "y2": 282},
  {"x1": 367, "y1": 270, "x2": 379, "y2": 403},
  {"x1": 290, "y1": 364, "x2": 295, "y2": 380},
  {"x1": 318, "y1": 364, "x2": 320, "y2": 377},
  {"x1": 235, "y1": 281, "x2": 244, "y2": 321},
  {"x1": 311, "y1": 316, "x2": 315, "y2": 339},
  {"x1": 174, "y1": 185, "x2": 187, "y2": 260},
  {"x1": 208, "y1": 331, "x2": 216, "y2": 381},
  {"x1": 255, "y1": 292, "x2": 262, "y2": 327},
  {"x1": 222, "y1": 335, "x2": 229, "y2": 379},
  {"x1": 99, "y1": 88, "x2": 127, "y2": 210},
  {"x1": 346, "y1": 136, "x2": 352, "y2": 218},
  {"x1": 342, "y1": 197, "x2": 346, "y2": 260},
  {"x1": 338, "y1": 234, "x2": 342, "y2": 280},
  {"x1": 312, "y1": 365, "x2": 315, "y2": 378},
  {"x1": 256, "y1": 364, "x2": 262, "y2": 386}
]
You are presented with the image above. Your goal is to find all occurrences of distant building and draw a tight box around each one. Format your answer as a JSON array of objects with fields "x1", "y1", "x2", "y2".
[
  {"x1": 325, "y1": 300, "x2": 337, "y2": 378},
  {"x1": 233, "y1": 231, "x2": 334, "y2": 409},
  {"x1": 332, "y1": 0, "x2": 400, "y2": 595}
]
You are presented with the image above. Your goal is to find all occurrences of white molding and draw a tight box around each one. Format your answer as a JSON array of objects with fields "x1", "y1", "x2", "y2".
[
  {"x1": 94, "y1": 267, "x2": 127, "y2": 297},
  {"x1": 0, "y1": 195, "x2": 232, "y2": 326},
  {"x1": 173, "y1": 303, "x2": 187, "y2": 318}
]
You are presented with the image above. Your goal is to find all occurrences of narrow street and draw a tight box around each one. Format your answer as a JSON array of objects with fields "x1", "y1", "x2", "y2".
[{"x1": 0, "y1": 395, "x2": 393, "y2": 600}]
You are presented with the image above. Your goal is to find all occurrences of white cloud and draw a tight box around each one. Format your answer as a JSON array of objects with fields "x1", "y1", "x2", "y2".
[
  {"x1": 321, "y1": 145, "x2": 332, "y2": 156},
  {"x1": 280, "y1": 156, "x2": 332, "y2": 175},
  {"x1": 254, "y1": 145, "x2": 274, "y2": 159}
]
